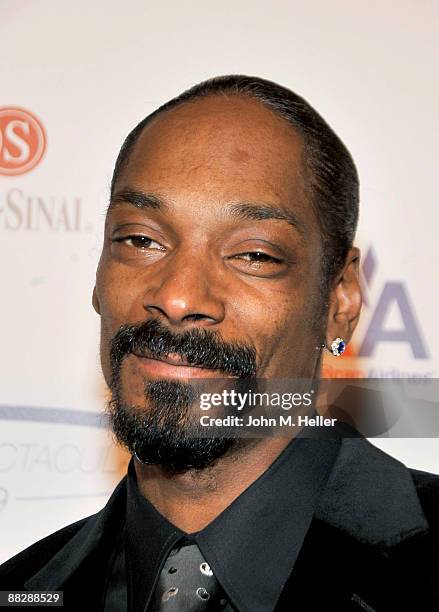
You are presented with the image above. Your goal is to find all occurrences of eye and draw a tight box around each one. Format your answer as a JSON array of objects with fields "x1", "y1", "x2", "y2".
[
  {"x1": 227, "y1": 249, "x2": 288, "y2": 277},
  {"x1": 112, "y1": 235, "x2": 165, "y2": 251},
  {"x1": 234, "y1": 251, "x2": 283, "y2": 265}
]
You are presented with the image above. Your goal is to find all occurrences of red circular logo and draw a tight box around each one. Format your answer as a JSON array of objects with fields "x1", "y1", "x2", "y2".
[{"x1": 0, "y1": 107, "x2": 46, "y2": 176}]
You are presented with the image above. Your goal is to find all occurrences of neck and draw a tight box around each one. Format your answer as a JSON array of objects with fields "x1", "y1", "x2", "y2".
[{"x1": 133, "y1": 436, "x2": 294, "y2": 533}]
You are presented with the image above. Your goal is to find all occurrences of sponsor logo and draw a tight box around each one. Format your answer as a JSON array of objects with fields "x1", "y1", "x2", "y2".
[
  {"x1": 359, "y1": 245, "x2": 428, "y2": 359},
  {"x1": 0, "y1": 188, "x2": 83, "y2": 231},
  {"x1": 0, "y1": 406, "x2": 128, "y2": 535},
  {"x1": 0, "y1": 107, "x2": 46, "y2": 176}
]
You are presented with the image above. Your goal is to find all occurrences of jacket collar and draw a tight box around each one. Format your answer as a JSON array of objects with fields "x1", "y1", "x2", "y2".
[
  {"x1": 24, "y1": 436, "x2": 429, "y2": 591},
  {"x1": 315, "y1": 437, "x2": 429, "y2": 547}
]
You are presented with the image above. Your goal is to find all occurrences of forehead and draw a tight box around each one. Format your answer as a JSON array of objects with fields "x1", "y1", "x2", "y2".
[{"x1": 114, "y1": 95, "x2": 309, "y2": 213}]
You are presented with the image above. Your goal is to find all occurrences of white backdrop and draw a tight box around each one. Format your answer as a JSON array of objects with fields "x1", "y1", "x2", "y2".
[{"x1": 1, "y1": 0, "x2": 438, "y2": 562}]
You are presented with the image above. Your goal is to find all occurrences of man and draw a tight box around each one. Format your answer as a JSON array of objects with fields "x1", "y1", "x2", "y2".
[{"x1": 1, "y1": 75, "x2": 438, "y2": 611}]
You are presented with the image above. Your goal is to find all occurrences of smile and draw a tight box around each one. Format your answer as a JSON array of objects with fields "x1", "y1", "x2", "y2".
[{"x1": 132, "y1": 353, "x2": 231, "y2": 379}]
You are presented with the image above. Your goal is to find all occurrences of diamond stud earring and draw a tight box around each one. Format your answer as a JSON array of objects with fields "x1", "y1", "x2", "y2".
[{"x1": 327, "y1": 337, "x2": 346, "y2": 356}]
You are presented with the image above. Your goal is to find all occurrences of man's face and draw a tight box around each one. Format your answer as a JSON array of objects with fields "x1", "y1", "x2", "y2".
[{"x1": 94, "y1": 96, "x2": 331, "y2": 470}]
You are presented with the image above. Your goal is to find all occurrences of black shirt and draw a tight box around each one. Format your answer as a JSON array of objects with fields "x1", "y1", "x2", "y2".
[{"x1": 105, "y1": 435, "x2": 341, "y2": 612}]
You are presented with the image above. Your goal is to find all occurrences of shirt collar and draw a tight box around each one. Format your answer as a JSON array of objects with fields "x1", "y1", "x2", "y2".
[
  {"x1": 125, "y1": 460, "x2": 187, "y2": 612},
  {"x1": 126, "y1": 434, "x2": 341, "y2": 612}
]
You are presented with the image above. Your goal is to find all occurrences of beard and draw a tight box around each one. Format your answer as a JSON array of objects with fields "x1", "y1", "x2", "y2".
[{"x1": 105, "y1": 319, "x2": 258, "y2": 474}]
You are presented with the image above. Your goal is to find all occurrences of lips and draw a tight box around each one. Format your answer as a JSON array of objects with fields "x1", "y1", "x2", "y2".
[
  {"x1": 133, "y1": 351, "x2": 205, "y2": 368},
  {"x1": 131, "y1": 352, "x2": 229, "y2": 379},
  {"x1": 157, "y1": 353, "x2": 189, "y2": 367}
]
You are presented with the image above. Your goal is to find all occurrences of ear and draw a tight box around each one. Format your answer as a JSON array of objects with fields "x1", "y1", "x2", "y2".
[
  {"x1": 92, "y1": 286, "x2": 101, "y2": 315},
  {"x1": 325, "y1": 247, "x2": 362, "y2": 349}
]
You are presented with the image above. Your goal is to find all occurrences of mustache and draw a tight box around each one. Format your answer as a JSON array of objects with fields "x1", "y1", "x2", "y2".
[{"x1": 109, "y1": 318, "x2": 258, "y2": 379}]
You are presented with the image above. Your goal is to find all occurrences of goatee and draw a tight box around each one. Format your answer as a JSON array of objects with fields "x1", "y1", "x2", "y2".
[{"x1": 105, "y1": 319, "x2": 257, "y2": 474}]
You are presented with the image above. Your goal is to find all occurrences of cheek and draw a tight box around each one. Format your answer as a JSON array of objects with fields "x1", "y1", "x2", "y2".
[
  {"x1": 97, "y1": 257, "x2": 143, "y2": 327},
  {"x1": 96, "y1": 260, "x2": 141, "y2": 383},
  {"x1": 99, "y1": 318, "x2": 113, "y2": 386},
  {"x1": 234, "y1": 281, "x2": 321, "y2": 376}
]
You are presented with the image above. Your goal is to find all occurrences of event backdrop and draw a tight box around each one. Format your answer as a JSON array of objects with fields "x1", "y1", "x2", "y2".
[{"x1": 1, "y1": 0, "x2": 438, "y2": 562}]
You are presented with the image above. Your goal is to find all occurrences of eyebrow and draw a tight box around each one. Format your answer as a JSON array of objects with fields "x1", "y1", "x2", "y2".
[
  {"x1": 108, "y1": 189, "x2": 167, "y2": 213},
  {"x1": 108, "y1": 188, "x2": 306, "y2": 238},
  {"x1": 228, "y1": 202, "x2": 306, "y2": 238}
]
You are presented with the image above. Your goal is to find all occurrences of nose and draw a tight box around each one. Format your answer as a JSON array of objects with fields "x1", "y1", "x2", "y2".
[{"x1": 142, "y1": 249, "x2": 226, "y2": 328}]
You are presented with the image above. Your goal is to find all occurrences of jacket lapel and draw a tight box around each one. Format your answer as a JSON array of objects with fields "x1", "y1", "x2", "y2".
[
  {"x1": 276, "y1": 436, "x2": 437, "y2": 611},
  {"x1": 315, "y1": 436, "x2": 429, "y2": 544},
  {"x1": 24, "y1": 475, "x2": 127, "y2": 591}
]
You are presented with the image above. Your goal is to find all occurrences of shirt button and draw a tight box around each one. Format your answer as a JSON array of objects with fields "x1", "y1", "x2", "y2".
[
  {"x1": 162, "y1": 587, "x2": 179, "y2": 602},
  {"x1": 196, "y1": 587, "x2": 210, "y2": 601},
  {"x1": 199, "y1": 561, "x2": 213, "y2": 576}
]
